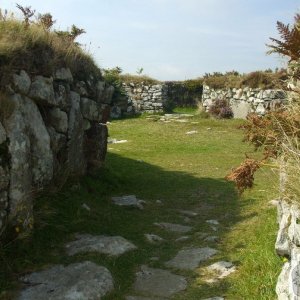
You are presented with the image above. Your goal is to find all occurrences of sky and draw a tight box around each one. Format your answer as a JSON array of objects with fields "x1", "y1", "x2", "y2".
[{"x1": 1, "y1": 0, "x2": 299, "y2": 80}]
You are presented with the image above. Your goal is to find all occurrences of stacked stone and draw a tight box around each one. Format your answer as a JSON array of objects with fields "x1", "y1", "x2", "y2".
[
  {"x1": 0, "y1": 68, "x2": 113, "y2": 234},
  {"x1": 122, "y1": 83, "x2": 167, "y2": 114},
  {"x1": 202, "y1": 85, "x2": 287, "y2": 118}
]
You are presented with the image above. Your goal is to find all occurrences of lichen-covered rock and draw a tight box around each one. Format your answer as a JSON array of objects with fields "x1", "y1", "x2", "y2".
[
  {"x1": 29, "y1": 76, "x2": 56, "y2": 106},
  {"x1": 48, "y1": 108, "x2": 68, "y2": 133},
  {"x1": 3, "y1": 94, "x2": 53, "y2": 226},
  {"x1": 80, "y1": 98, "x2": 103, "y2": 121},
  {"x1": 47, "y1": 126, "x2": 67, "y2": 154},
  {"x1": 96, "y1": 81, "x2": 106, "y2": 102},
  {"x1": 68, "y1": 91, "x2": 86, "y2": 174},
  {"x1": 54, "y1": 68, "x2": 73, "y2": 83},
  {"x1": 12, "y1": 70, "x2": 31, "y2": 95}
]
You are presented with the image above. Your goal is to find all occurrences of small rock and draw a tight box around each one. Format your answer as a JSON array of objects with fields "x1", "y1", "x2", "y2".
[
  {"x1": 206, "y1": 261, "x2": 236, "y2": 280},
  {"x1": 145, "y1": 234, "x2": 165, "y2": 244},
  {"x1": 178, "y1": 210, "x2": 198, "y2": 217},
  {"x1": 154, "y1": 222, "x2": 192, "y2": 233},
  {"x1": 206, "y1": 220, "x2": 219, "y2": 226},
  {"x1": 210, "y1": 226, "x2": 218, "y2": 232},
  {"x1": 203, "y1": 297, "x2": 224, "y2": 300},
  {"x1": 19, "y1": 261, "x2": 113, "y2": 300},
  {"x1": 81, "y1": 203, "x2": 91, "y2": 211},
  {"x1": 165, "y1": 247, "x2": 218, "y2": 270},
  {"x1": 156, "y1": 200, "x2": 162, "y2": 204},
  {"x1": 269, "y1": 199, "x2": 280, "y2": 206},
  {"x1": 126, "y1": 297, "x2": 163, "y2": 300},
  {"x1": 133, "y1": 266, "x2": 187, "y2": 298},
  {"x1": 108, "y1": 138, "x2": 128, "y2": 144},
  {"x1": 149, "y1": 257, "x2": 159, "y2": 261},
  {"x1": 65, "y1": 234, "x2": 137, "y2": 256},
  {"x1": 112, "y1": 195, "x2": 145, "y2": 209},
  {"x1": 183, "y1": 217, "x2": 191, "y2": 223},
  {"x1": 186, "y1": 130, "x2": 198, "y2": 135},
  {"x1": 204, "y1": 236, "x2": 219, "y2": 243},
  {"x1": 13, "y1": 70, "x2": 31, "y2": 94},
  {"x1": 175, "y1": 236, "x2": 190, "y2": 242}
]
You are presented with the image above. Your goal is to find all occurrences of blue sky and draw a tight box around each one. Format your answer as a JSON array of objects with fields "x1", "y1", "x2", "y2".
[{"x1": 1, "y1": 0, "x2": 299, "y2": 80}]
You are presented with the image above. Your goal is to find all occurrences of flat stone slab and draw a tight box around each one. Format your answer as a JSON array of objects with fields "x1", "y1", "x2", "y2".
[
  {"x1": 133, "y1": 266, "x2": 187, "y2": 298},
  {"x1": 204, "y1": 236, "x2": 219, "y2": 243},
  {"x1": 112, "y1": 195, "x2": 145, "y2": 209},
  {"x1": 206, "y1": 261, "x2": 236, "y2": 281},
  {"x1": 203, "y1": 298, "x2": 224, "y2": 300},
  {"x1": 65, "y1": 234, "x2": 137, "y2": 256},
  {"x1": 175, "y1": 236, "x2": 190, "y2": 242},
  {"x1": 108, "y1": 138, "x2": 128, "y2": 144},
  {"x1": 165, "y1": 247, "x2": 218, "y2": 270},
  {"x1": 19, "y1": 261, "x2": 113, "y2": 300},
  {"x1": 154, "y1": 222, "x2": 192, "y2": 233}
]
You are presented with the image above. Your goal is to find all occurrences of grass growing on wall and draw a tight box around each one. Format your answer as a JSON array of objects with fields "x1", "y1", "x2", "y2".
[{"x1": 0, "y1": 113, "x2": 281, "y2": 299}]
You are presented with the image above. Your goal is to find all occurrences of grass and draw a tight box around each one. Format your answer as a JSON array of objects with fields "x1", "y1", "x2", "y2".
[
  {"x1": 0, "y1": 112, "x2": 282, "y2": 299},
  {"x1": 0, "y1": 16, "x2": 101, "y2": 87}
]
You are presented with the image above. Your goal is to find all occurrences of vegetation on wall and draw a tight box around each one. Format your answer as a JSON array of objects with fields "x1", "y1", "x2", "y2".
[
  {"x1": 0, "y1": 4, "x2": 101, "y2": 88},
  {"x1": 202, "y1": 69, "x2": 287, "y2": 90}
]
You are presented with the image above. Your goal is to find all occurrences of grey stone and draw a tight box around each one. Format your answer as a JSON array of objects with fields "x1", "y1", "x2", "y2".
[
  {"x1": 145, "y1": 234, "x2": 165, "y2": 244},
  {"x1": 206, "y1": 261, "x2": 236, "y2": 279},
  {"x1": 0, "y1": 122, "x2": 6, "y2": 144},
  {"x1": 203, "y1": 298, "x2": 224, "y2": 300},
  {"x1": 110, "y1": 106, "x2": 122, "y2": 119},
  {"x1": 231, "y1": 101, "x2": 252, "y2": 119},
  {"x1": 29, "y1": 76, "x2": 56, "y2": 106},
  {"x1": 276, "y1": 262, "x2": 291, "y2": 300},
  {"x1": 65, "y1": 234, "x2": 137, "y2": 256},
  {"x1": 47, "y1": 126, "x2": 67, "y2": 154},
  {"x1": 54, "y1": 68, "x2": 73, "y2": 83},
  {"x1": 96, "y1": 81, "x2": 106, "y2": 102},
  {"x1": 13, "y1": 70, "x2": 31, "y2": 94},
  {"x1": 19, "y1": 261, "x2": 113, "y2": 300},
  {"x1": 133, "y1": 266, "x2": 187, "y2": 298},
  {"x1": 48, "y1": 108, "x2": 68, "y2": 133},
  {"x1": 112, "y1": 195, "x2": 145, "y2": 209},
  {"x1": 80, "y1": 98, "x2": 103, "y2": 121},
  {"x1": 165, "y1": 247, "x2": 218, "y2": 270},
  {"x1": 154, "y1": 222, "x2": 192, "y2": 233},
  {"x1": 68, "y1": 92, "x2": 86, "y2": 174},
  {"x1": 75, "y1": 81, "x2": 88, "y2": 97},
  {"x1": 83, "y1": 119, "x2": 91, "y2": 131},
  {"x1": 186, "y1": 130, "x2": 198, "y2": 135},
  {"x1": 55, "y1": 84, "x2": 69, "y2": 110},
  {"x1": 178, "y1": 210, "x2": 198, "y2": 217}
]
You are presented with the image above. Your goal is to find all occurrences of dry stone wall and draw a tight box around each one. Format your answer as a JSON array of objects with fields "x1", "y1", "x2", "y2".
[
  {"x1": 202, "y1": 85, "x2": 287, "y2": 118},
  {"x1": 0, "y1": 68, "x2": 113, "y2": 235}
]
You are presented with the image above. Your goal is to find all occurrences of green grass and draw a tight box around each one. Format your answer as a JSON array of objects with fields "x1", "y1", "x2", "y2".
[{"x1": 0, "y1": 113, "x2": 282, "y2": 299}]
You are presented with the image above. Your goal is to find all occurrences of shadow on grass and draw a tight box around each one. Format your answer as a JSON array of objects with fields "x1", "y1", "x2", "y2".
[{"x1": 0, "y1": 152, "x2": 244, "y2": 299}]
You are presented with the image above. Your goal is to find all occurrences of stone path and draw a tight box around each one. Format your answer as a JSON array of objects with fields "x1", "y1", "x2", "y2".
[{"x1": 18, "y1": 194, "x2": 236, "y2": 299}]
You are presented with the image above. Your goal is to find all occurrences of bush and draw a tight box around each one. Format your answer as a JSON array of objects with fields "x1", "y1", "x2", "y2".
[{"x1": 208, "y1": 99, "x2": 233, "y2": 119}]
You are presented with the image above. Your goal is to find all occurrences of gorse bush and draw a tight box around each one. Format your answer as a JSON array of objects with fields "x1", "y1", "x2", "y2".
[{"x1": 0, "y1": 5, "x2": 101, "y2": 87}]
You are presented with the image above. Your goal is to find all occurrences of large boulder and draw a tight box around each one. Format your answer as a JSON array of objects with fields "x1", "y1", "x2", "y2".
[
  {"x1": 54, "y1": 68, "x2": 73, "y2": 83},
  {"x1": 48, "y1": 108, "x2": 68, "y2": 133}
]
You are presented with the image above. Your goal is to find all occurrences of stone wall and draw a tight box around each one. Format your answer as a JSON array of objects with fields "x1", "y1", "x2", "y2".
[
  {"x1": 0, "y1": 68, "x2": 113, "y2": 235},
  {"x1": 111, "y1": 81, "x2": 203, "y2": 118},
  {"x1": 275, "y1": 199, "x2": 300, "y2": 299},
  {"x1": 202, "y1": 85, "x2": 287, "y2": 118}
]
